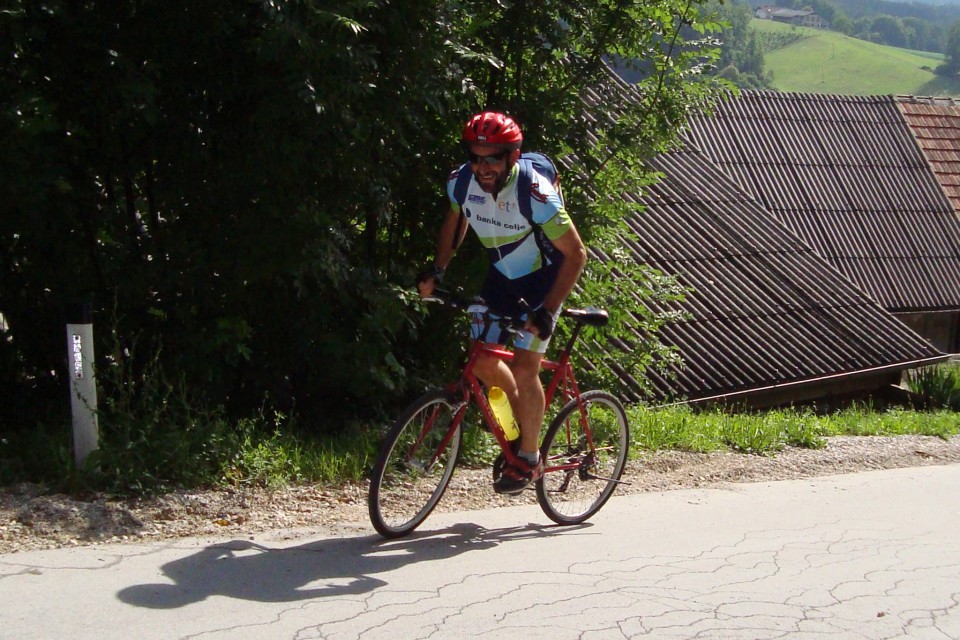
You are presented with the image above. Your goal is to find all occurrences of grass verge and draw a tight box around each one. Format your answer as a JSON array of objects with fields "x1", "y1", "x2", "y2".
[
  {"x1": 3, "y1": 371, "x2": 958, "y2": 497},
  {"x1": 629, "y1": 403, "x2": 958, "y2": 458}
]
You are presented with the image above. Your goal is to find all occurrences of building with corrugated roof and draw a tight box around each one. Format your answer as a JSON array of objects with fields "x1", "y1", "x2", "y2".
[
  {"x1": 578, "y1": 77, "x2": 952, "y2": 406},
  {"x1": 610, "y1": 146, "x2": 945, "y2": 405},
  {"x1": 683, "y1": 92, "x2": 960, "y2": 355}
]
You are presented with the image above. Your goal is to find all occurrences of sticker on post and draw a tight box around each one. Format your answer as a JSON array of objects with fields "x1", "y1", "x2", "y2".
[{"x1": 73, "y1": 334, "x2": 83, "y2": 379}]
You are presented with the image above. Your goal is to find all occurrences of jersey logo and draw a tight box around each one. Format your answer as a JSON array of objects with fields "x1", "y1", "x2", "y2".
[
  {"x1": 530, "y1": 182, "x2": 549, "y2": 204},
  {"x1": 468, "y1": 194, "x2": 486, "y2": 204}
]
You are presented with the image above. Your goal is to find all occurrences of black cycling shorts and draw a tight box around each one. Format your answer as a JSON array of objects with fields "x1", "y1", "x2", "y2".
[{"x1": 479, "y1": 260, "x2": 561, "y2": 318}]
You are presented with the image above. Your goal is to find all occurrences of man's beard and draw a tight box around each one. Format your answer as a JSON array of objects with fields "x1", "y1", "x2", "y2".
[{"x1": 478, "y1": 163, "x2": 513, "y2": 195}]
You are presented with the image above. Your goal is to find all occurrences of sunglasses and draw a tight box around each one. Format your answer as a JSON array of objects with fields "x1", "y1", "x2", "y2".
[{"x1": 467, "y1": 151, "x2": 508, "y2": 167}]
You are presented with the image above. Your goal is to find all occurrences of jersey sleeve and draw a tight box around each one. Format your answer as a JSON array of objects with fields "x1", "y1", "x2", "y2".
[{"x1": 529, "y1": 171, "x2": 572, "y2": 241}]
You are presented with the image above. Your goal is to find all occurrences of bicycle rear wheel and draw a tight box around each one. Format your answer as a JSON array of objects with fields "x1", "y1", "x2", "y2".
[
  {"x1": 536, "y1": 390, "x2": 629, "y2": 525},
  {"x1": 368, "y1": 389, "x2": 464, "y2": 538}
]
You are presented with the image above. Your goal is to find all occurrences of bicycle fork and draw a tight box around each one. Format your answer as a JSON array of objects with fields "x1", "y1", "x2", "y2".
[{"x1": 404, "y1": 401, "x2": 467, "y2": 473}]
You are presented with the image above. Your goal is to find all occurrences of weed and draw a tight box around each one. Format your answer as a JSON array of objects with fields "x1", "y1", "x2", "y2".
[
  {"x1": 907, "y1": 364, "x2": 960, "y2": 410},
  {"x1": 220, "y1": 417, "x2": 303, "y2": 488},
  {"x1": 631, "y1": 405, "x2": 724, "y2": 453}
]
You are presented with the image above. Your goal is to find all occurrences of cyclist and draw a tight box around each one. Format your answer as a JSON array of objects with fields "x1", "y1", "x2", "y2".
[{"x1": 417, "y1": 111, "x2": 587, "y2": 495}]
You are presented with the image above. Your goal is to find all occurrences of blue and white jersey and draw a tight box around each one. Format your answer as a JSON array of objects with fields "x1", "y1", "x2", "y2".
[{"x1": 446, "y1": 163, "x2": 572, "y2": 280}]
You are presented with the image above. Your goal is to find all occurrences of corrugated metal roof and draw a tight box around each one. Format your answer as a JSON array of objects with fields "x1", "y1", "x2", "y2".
[
  {"x1": 896, "y1": 95, "x2": 960, "y2": 214},
  {"x1": 615, "y1": 147, "x2": 943, "y2": 401},
  {"x1": 684, "y1": 92, "x2": 960, "y2": 313},
  {"x1": 572, "y1": 76, "x2": 945, "y2": 403}
]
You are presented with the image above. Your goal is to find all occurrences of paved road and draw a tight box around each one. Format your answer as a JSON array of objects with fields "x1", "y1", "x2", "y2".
[{"x1": 2, "y1": 464, "x2": 959, "y2": 640}]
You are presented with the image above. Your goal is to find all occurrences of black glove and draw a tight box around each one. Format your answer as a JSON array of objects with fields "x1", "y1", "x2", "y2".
[
  {"x1": 531, "y1": 306, "x2": 555, "y2": 339},
  {"x1": 415, "y1": 264, "x2": 445, "y2": 286}
]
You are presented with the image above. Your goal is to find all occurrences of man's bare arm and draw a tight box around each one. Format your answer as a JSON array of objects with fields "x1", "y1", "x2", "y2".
[
  {"x1": 542, "y1": 224, "x2": 587, "y2": 314},
  {"x1": 418, "y1": 208, "x2": 467, "y2": 297}
]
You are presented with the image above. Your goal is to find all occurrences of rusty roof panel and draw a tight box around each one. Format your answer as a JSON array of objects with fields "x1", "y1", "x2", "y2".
[
  {"x1": 897, "y1": 96, "x2": 960, "y2": 214},
  {"x1": 685, "y1": 92, "x2": 960, "y2": 312}
]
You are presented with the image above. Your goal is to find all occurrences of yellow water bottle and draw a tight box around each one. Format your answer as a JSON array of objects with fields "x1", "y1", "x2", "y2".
[{"x1": 488, "y1": 387, "x2": 520, "y2": 441}]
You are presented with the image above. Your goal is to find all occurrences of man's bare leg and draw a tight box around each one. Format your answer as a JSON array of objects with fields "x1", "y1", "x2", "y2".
[
  {"x1": 474, "y1": 347, "x2": 543, "y2": 456},
  {"x1": 510, "y1": 348, "x2": 545, "y2": 458}
]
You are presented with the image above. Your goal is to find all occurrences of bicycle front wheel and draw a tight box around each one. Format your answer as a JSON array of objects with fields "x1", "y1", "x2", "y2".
[
  {"x1": 536, "y1": 390, "x2": 629, "y2": 525},
  {"x1": 368, "y1": 389, "x2": 464, "y2": 538}
]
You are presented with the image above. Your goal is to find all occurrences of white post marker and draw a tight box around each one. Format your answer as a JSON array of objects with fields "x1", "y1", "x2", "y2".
[{"x1": 66, "y1": 303, "x2": 99, "y2": 468}]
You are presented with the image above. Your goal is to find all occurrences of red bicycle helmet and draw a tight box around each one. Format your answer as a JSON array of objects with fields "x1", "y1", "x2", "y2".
[{"x1": 461, "y1": 111, "x2": 523, "y2": 149}]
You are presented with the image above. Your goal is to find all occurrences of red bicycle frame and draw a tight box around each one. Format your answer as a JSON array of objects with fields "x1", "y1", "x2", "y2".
[{"x1": 442, "y1": 326, "x2": 587, "y2": 472}]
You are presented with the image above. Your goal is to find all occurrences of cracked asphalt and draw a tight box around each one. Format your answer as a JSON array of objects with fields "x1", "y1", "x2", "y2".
[{"x1": 1, "y1": 464, "x2": 958, "y2": 640}]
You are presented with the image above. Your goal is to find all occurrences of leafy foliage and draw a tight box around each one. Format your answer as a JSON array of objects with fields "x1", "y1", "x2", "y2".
[
  {"x1": 1, "y1": 1, "x2": 725, "y2": 458},
  {"x1": 939, "y1": 21, "x2": 960, "y2": 76}
]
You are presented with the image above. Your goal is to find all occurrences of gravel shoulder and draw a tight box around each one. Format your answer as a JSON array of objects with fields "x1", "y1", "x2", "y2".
[{"x1": 2, "y1": 434, "x2": 960, "y2": 554}]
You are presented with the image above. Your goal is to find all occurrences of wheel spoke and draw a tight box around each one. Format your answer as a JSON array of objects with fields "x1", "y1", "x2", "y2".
[
  {"x1": 368, "y1": 390, "x2": 463, "y2": 538},
  {"x1": 536, "y1": 391, "x2": 629, "y2": 525}
]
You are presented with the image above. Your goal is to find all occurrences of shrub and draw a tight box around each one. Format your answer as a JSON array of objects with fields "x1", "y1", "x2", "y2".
[{"x1": 88, "y1": 335, "x2": 235, "y2": 494}]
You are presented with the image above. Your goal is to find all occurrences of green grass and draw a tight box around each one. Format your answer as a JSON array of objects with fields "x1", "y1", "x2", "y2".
[
  {"x1": 630, "y1": 403, "x2": 959, "y2": 457},
  {"x1": 2, "y1": 401, "x2": 957, "y2": 496},
  {"x1": 3, "y1": 368, "x2": 958, "y2": 496},
  {"x1": 905, "y1": 362, "x2": 960, "y2": 410},
  {"x1": 751, "y1": 19, "x2": 960, "y2": 96}
]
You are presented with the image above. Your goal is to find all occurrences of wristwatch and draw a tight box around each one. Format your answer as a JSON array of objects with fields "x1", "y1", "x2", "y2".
[
  {"x1": 428, "y1": 265, "x2": 446, "y2": 282},
  {"x1": 417, "y1": 264, "x2": 446, "y2": 285}
]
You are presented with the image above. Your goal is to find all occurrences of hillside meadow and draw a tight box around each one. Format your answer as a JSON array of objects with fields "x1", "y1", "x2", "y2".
[{"x1": 752, "y1": 18, "x2": 960, "y2": 96}]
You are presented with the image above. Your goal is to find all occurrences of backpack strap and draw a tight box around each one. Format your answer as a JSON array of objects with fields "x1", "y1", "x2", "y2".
[
  {"x1": 516, "y1": 158, "x2": 535, "y2": 224},
  {"x1": 515, "y1": 156, "x2": 564, "y2": 267},
  {"x1": 451, "y1": 162, "x2": 472, "y2": 251},
  {"x1": 452, "y1": 162, "x2": 472, "y2": 209},
  {"x1": 516, "y1": 153, "x2": 561, "y2": 222}
]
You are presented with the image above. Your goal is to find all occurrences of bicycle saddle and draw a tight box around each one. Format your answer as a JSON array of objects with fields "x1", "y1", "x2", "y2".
[{"x1": 562, "y1": 307, "x2": 609, "y2": 326}]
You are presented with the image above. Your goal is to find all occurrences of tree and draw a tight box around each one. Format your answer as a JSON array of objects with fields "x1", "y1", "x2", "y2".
[
  {"x1": 871, "y1": 15, "x2": 908, "y2": 48},
  {"x1": 902, "y1": 17, "x2": 942, "y2": 53},
  {"x1": 832, "y1": 15, "x2": 853, "y2": 35},
  {"x1": 937, "y1": 20, "x2": 960, "y2": 76},
  {"x1": 708, "y1": 0, "x2": 773, "y2": 90},
  {"x1": 0, "y1": 1, "x2": 724, "y2": 439}
]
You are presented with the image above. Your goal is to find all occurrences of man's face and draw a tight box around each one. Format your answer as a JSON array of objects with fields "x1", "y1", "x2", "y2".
[{"x1": 468, "y1": 143, "x2": 517, "y2": 193}]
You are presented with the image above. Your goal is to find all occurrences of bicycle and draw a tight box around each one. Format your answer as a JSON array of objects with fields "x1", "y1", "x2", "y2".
[{"x1": 367, "y1": 289, "x2": 630, "y2": 539}]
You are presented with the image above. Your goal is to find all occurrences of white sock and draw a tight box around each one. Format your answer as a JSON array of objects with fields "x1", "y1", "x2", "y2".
[{"x1": 519, "y1": 450, "x2": 539, "y2": 465}]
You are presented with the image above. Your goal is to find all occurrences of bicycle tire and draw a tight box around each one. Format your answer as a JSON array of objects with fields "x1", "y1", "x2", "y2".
[
  {"x1": 368, "y1": 388, "x2": 464, "y2": 538},
  {"x1": 536, "y1": 390, "x2": 629, "y2": 525}
]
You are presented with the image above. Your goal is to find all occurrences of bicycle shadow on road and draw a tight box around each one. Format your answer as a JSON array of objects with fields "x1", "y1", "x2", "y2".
[{"x1": 116, "y1": 520, "x2": 592, "y2": 609}]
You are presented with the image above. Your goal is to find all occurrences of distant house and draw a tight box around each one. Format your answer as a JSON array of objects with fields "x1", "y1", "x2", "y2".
[{"x1": 755, "y1": 6, "x2": 828, "y2": 28}]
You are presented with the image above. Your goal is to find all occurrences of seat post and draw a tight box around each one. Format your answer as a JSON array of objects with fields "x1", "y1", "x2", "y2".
[{"x1": 560, "y1": 322, "x2": 584, "y2": 356}]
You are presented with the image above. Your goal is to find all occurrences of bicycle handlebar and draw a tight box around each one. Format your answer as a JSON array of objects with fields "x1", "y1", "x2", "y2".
[
  {"x1": 423, "y1": 289, "x2": 528, "y2": 333},
  {"x1": 421, "y1": 289, "x2": 610, "y2": 329},
  {"x1": 420, "y1": 288, "x2": 484, "y2": 312}
]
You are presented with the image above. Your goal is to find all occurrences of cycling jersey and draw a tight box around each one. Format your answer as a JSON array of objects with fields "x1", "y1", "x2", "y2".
[{"x1": 446, "y1": 164, "x2": 573, "y2": 280}]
